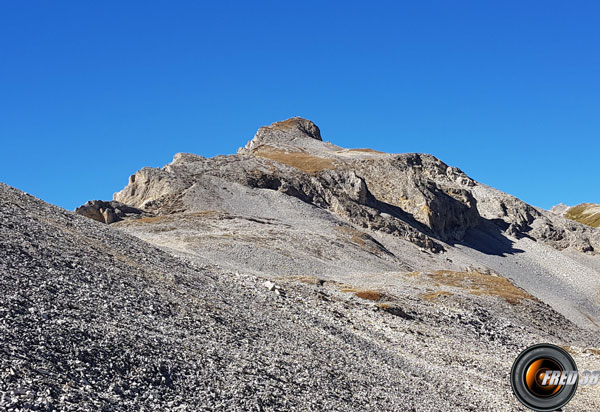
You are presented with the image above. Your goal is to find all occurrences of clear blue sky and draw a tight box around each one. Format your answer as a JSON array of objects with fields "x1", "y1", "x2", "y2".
[{"x1": 1, "y1": 1, "x2": 598, "y2": 211}]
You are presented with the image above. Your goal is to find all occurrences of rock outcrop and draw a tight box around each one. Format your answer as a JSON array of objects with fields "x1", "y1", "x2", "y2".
[
  {"x1": 75, "y1": 200, "x2": 148, "y2": 224},
  {"x1": 550, "y1": 203, "x2": 571, "y2": 215},
  {"x1": 240, "y1": 117, "x2": 324, "y2": 152}
]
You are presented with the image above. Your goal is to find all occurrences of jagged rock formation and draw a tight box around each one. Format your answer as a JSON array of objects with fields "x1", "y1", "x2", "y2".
[
  {"x1": 75, "y1": 200, "x2": 148, "y2": 224},
  {"x1": 550, "y1": 203, "x2": 571, "y2": 215},
  {"x1": 81, "y1": 117, "x2": 600, "y2": 330}
]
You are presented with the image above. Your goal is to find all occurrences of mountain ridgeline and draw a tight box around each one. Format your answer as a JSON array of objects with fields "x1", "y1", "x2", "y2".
[
  {"x1": 84, "y1": 117, "x2": 598, "y2": 254},
  {"x1": 76, "y1": 117, "x2": 600, "y2": 329}
]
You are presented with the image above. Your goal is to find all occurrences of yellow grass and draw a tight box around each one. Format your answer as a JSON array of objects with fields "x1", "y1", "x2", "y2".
[
  {"x1": 565, "y1": 203, "x2": 600, "y2": 227},
  {"x1": 131, "y1": 210, "x2": 221, "y2": 224},
  {"x1": 135, "y1": 215, "x2": 169, "y2": 223},
  {"x1": 428, "y1": 270, "x2": 534, "y2": 304},
  {"x1": 252, "y1": 146, "x2": 335, "y2": 174},
  {"x1": 353, "y1": 290, "x2": 386, "y2": 301},
  {"x1": 421, "y1": 291, "x2": 454, "y2": 301},
  {"x1": 347, "y1": 148, "x2": 385, "y2": 154}
]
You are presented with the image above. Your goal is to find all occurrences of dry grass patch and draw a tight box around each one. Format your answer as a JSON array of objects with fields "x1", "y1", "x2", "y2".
[
  {"x1": 339, "y1": 287, "x2": 386, "y2": 301},
  {"x1": 135, "y1": 215, "x2": 169, "y2": 223},
  {"x1": 565, "y1": 203, "x2": 600, "y2": 228},
  {"x1": 353, "y1": 290, "x2": 386, "y2": 301},
  {"x1": 421, "y1": 291, "x2": 454, "y2": 301},
  {"x1": 335, "y1": 226, "x2": 371, "y2": 246},
  {"x1": 253, "y1": 146, "x2": 335, "y2": 174},
  {"x1": 347, "y1": 148, "x2": 385, "y2": 154},
  {"x1": 267, "y1": 118, "x2": 304, "y2": 131},
  {"x1": 188, "y1": 210, "x2": 222, "y2": 218},
  {"x1": 428, "y1": 270, "x2": 534, "y2": 304},
  {"x1": 133, "y1": 210, "x2": 221, "y2": 224},
  {"x1": 287, "y1": 275, "x2": 325, "y2": 286}
]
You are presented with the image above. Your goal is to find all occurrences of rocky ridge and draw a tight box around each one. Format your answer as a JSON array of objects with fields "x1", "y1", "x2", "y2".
[
  {"x1": 85, "y1": 117, "x2": 600, "y2": 329},
  {"x1": 565, "y1": 203, "x2": 600, "y2": 228},
  {"x1": 112, "y1": 117, "x2": 599, "y2": 254}
]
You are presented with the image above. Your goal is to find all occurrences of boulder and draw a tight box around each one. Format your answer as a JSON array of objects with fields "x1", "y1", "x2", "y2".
[{"x1": 75, "y1": 200, "x2": 145, "y2": 224}]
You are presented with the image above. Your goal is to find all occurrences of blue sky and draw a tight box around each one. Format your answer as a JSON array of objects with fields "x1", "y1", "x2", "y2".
[{"x1": 1, "y1": 1, "x2": 598, "y2": 211}]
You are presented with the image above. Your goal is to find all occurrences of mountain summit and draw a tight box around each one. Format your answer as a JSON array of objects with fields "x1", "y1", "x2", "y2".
[
  {"x1": 113, "y1": 117, "x2": 597, "y2": 251},
  {"x1": 241, "y1": 117, "x2": 323, "y2": 152}
]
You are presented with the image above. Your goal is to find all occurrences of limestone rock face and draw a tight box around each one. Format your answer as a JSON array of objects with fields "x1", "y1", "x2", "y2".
[
  {"x1": 241, "y1": 117, "x2": 322, "y2": 152},
  {"x1": 550, "y1": 203, "x2": 571, "y2": 215}
]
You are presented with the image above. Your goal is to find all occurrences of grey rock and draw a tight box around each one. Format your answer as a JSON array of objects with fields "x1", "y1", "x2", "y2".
[
  {"x1": 241, "y1": 117, "x2": 322, "y2": 152},
  {"x1": 75, "y1": 200, "x2": 148, "y2": 224},
  {"x1": 550, "y1": 203, "x2": 571, "y2": 215}
]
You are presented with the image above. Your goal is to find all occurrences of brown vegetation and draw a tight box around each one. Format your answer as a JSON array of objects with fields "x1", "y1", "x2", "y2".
[
  {"x1": 347, "y1": 148, "x2": 385, "y2": 154},
  {"x1": 427, "y1": 270, "x2": 534, "y2": 304},
  {"x1": 267, "y1": 118, "x2": 304, "y2": 131},
  {"x1": 335, "y1": 226, "x2": 370, "y2": 246},
  {"x1": 131, "y1": 210, "x2": 221, "y2": 224},
  {"x1": 253, "y1": 146, "x2": 335, "y2": 174},
  {"x1": 133, "y1": 215, "x2": 168, "y2": 223},
  {"x1": 421, "y1": 291, "x2": 454, "y2": 301},
  {"x1": 584, "y1": 348, "x2": 600, "y2": 356},
  {"x1": 565, "y1": 203, "x2": 600, "y2": 228},
  {"x1": 286, "y1": 275, "x2": 326, "y2": 286},
  {"x1": 353, "y1": 290, "x2": 386, "y2": 301}
]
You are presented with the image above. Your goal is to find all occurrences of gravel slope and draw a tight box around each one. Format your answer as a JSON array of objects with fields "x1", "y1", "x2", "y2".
[{"x1": 4, "y1": 184, "x2": 600, "y2": 411}]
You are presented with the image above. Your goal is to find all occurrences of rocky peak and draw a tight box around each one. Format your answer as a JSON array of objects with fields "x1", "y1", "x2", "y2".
[
  {"x1": 240, "y1": 117, "x2": 325, "y2": 152},
  {"x1": 549, "y1": 203, "x2": 570, "y2": 215}
]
